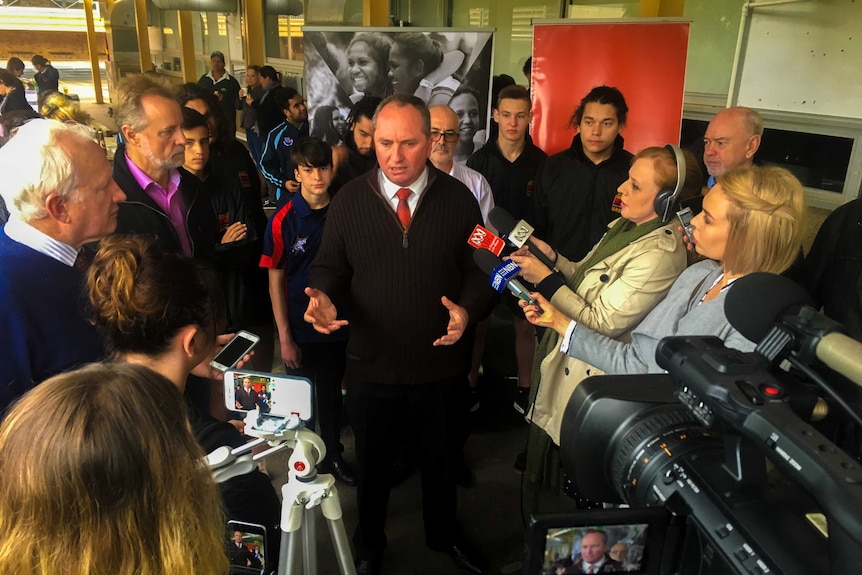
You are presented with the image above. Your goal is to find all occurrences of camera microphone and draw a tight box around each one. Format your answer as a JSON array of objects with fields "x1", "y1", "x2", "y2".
[
  {"x1": 487, "y1": 207, "x2": 562, "y2": 278},
  {"x1": 725, "y1": 272, "x2": 862, "y2": 386},
  {"x1": 473, "y1": 248, "x2": 538, "y2": 306}
]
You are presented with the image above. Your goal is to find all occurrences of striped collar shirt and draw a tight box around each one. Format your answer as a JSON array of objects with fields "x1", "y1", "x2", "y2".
[{"x1": 4, "y1": 216, "x2": 79, "y2": 267}]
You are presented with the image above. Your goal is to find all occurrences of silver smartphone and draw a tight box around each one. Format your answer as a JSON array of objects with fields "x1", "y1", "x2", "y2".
[
  {"x1": 676, "y1": 207, "x2": 696, "y2": 245},
  {"x1": 210, "y1": 330, "x2": 259, "y2": 372}
]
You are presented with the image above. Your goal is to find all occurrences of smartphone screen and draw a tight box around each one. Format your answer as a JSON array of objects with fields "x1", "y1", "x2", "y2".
[
  {"x1": 225, "y1": 370, "x2": 313, "y2": 421},
  {"x1": 211, "y1": 331, "x2": 259, "y2": 372},
  {"x1": 229, "y1": 372, "x2": 273, "y2": 413},
  {"x1": 227, "y1": 520, "x2": 266, "y2": 575}
]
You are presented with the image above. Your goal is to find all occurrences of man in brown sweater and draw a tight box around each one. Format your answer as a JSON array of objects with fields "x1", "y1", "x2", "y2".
[{"x1": 306, "y1": 94, "x2": 492, "y2": 575}]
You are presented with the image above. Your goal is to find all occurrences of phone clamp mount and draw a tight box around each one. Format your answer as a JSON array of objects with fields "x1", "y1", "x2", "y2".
[{"x1": 207, "y1": 411, "x2": 356, "y2": 575}]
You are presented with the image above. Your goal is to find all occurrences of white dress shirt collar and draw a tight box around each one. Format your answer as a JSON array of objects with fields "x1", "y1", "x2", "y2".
[
  {"x1": 379, "y1": 166, "x2": 429, "y2": 215},
  {"x1": 4, "y1": 216, "x2": 79, "y2": 267}
]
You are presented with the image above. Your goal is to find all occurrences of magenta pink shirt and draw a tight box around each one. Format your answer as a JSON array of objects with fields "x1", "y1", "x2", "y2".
[{"x1": 124, "y1": 154, "x2": 192, "y2": 256}]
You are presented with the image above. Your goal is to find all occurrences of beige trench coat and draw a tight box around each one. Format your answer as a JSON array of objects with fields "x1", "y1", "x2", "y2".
[{"x1": 530, "y1": 219, "x2": 687, "y2": 444}]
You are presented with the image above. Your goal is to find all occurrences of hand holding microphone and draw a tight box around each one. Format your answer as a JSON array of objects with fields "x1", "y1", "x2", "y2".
[
  {"x1": 518, "y1": 291, "x2": 571, "y2": 336},
  {"x1": 508, "y1": 247, "x2": 554, "y2": 285},
  {"x1": 473, "y1": 248, "x2": 538, "y2": 306},
  {"x1": 487, "y1": 207, "x2": 563, "y2": 279}
]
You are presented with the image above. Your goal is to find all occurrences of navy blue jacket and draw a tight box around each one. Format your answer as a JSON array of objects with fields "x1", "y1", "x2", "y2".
[{"x1": 260, "y1": 119, "x2": 309, "y2": 203}]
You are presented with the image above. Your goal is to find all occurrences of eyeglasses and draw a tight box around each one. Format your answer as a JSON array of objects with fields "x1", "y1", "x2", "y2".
[{"x1": 430, "y1": 130, "x2": 459, "y2": 142}]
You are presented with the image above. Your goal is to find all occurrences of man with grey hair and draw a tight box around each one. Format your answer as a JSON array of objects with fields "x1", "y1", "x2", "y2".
[
  {"x1": 0, "y1": 119, "x2": 125, "y2": 414},
  {"x1": 112, "y1": 74, "x2": 218, "y2": 261},
  {"x1": 703, "y1": 106, "x2": 763, "y2": 188}
]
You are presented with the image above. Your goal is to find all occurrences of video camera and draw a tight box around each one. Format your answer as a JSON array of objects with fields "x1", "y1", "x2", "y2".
[{"x1": 525, "y1": 274, "x2": 862, "y2": 575}]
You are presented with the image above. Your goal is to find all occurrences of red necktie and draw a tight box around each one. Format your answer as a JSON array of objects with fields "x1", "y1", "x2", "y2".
[
  {"x1": 396, "y1": 187, "x2": 412, "y2": 229},
  {"x1": 587, "y1": 565, "x2": 594, "y2": 574}
]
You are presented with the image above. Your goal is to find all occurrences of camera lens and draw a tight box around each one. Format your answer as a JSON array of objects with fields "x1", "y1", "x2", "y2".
[{"x1": 608, "y1": 405, "x2": 719, "y2": 506}]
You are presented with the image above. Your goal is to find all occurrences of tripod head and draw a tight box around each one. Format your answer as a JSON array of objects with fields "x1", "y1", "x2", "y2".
[{"x1": 208, "y1": 411, "x2": 327, "y2": 483}]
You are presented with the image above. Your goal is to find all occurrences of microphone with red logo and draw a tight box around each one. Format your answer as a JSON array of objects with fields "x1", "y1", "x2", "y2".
[
  {"x1": 487, "y1": 207, "x2": 562, "y2": 278},
  {"x1": 466, "y1": 224, "x2": 506, "y2": 256}
]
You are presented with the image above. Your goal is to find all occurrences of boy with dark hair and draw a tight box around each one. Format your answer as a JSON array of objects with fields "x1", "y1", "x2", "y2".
[
  {"x1": 260, "y1": 87, "x2": 309, "y2": 206},
  {"x1": 331, "y1": 95, "x2": 383, "y2": 191},
  {"x1": 259, "y1": 137, "x2": 354, "y2": 485},
  {"x1": 179, "y1": 106, "x2": 259, "y2": 332},
  {"x1": 531, "y1": 85, "x2": 633, "y2": 263}
]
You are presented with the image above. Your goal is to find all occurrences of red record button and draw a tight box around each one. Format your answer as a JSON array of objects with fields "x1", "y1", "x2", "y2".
[{"x1": 759, "y1": 384, "x2": 783, "y2": 398}]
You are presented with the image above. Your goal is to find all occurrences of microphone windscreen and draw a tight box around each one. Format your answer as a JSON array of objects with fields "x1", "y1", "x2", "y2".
[
  {"x1": 488, "y1": 207, "x2": 518, "y2": 236},
  {"x1": 724, "y1": 272, "x2": 815, "y2": 342},
  {"x1": 473, "y1": 247, "x2": 503, "y2": 276}
]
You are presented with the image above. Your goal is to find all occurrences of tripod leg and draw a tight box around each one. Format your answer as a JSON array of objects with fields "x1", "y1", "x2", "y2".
[
  {"x1": 280, "y1": 502, "x2": 304, "y2": 575},
  {"x1": 279, "y1": 529, "x2": 302, "y2": 575},
  {"x1": 302, "y1": 506, "x2": 317, "y2": 575},
  {"x1": 325, "y1": 516, "x2": 356, "y2": 575},
  {"x1": 321, "y1": 485, "x2": 356, "y2": 575}
]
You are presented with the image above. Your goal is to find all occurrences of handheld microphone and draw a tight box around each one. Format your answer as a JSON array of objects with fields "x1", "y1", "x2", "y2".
[
  {"x1": 466, "y1": 224, "x2": 505, "y2": 256},
  {"x1": 473, "y1": 248, "x2": 538, "y2": 306},
  {"x1": 487, "y1": 207, "x2": 561, "y2": 276},
  {"x1": 725, "y1": 272, "x2": 862, "y2": 387}
]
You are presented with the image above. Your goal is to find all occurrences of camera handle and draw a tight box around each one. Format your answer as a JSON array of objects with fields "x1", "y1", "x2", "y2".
[{"x1": 208, "y1": 412, "x2": 356, "y2": 575}]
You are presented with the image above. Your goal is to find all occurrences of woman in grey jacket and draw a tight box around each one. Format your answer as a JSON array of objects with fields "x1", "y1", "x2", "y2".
[{"x1": 523, "y1": 165, "x2": 805, "y2": 378}]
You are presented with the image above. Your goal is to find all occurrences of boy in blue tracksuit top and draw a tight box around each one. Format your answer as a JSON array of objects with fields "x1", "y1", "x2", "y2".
[{"x1": 259, "y1": 137, "x2": 354, "y2": 485}]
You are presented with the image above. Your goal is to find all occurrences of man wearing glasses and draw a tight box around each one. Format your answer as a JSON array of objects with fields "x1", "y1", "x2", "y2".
[{"x1": 429, "y1": 105, "x2": 494, "y2": 224}]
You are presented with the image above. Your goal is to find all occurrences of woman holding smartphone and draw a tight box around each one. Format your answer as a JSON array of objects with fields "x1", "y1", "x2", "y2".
[
  {"x1": 87, "y1": 235, "x2": 282, "y2": 571},
  {"x1": 521, "y1": 165, "x2": 805, "y2": 374}
]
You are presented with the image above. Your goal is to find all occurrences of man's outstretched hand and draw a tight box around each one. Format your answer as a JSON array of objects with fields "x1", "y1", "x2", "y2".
[
  {"x1": 433, "y1": 296, "x2": 469, "y2": 346},
  {"x1": 304, "y1": 287, "x2": 348, "y2": 334}
]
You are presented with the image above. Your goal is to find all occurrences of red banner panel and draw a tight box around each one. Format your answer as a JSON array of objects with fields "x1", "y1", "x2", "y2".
[{"x1": 532, "y1": 21, "x2": 690, "y2": 156}]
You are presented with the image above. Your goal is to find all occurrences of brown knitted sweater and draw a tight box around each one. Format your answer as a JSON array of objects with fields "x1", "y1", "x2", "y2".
[{"x1": 309, "y1": 165, "x2": 494, "y2": 384}]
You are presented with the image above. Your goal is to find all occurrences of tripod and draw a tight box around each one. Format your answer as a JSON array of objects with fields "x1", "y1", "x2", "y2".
[{"x1": 208, "y1": 412, "x2": 356, "y2": 575}]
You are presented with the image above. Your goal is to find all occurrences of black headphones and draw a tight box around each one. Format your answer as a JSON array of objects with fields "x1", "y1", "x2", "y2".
[{"x1": 653, "y1": 144, "x2": 686, "y2": 223}]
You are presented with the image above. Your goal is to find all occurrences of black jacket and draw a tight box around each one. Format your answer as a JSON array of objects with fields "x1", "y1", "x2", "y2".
[
  {"x1": 253, "y1": 84, "x2": 287, "y2": 141},
  {"x1": 182, "y1": 144, "x2": 271, "y2": 328},
  {"x1": 530, "y1": 133, "x2": 633, "y2": 262},
  {"x1": 331, "y1": 127, "x2": 378, "y2": 194},
  {"x1": 467, "y1": 135, "x2": 547, "y2": 221},
  {"x1": 0, "y1": 86, "x2": 32, "y2": 116},
  {"x1": 797, "y1": 199, "x2": 862, "y2": 341},
  {"x1": 113, "y1": 144, "x2": 219, "y2": 262}
]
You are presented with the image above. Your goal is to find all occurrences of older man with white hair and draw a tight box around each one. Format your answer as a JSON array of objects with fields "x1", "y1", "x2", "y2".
[{"x1": 0, "y1": 119, "x2": 125, "y2": 414}]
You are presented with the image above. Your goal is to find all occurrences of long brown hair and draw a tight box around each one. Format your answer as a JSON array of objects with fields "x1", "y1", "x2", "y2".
[{"x1": 0, "y1": 362, "x2": 228, "y2": 575}]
